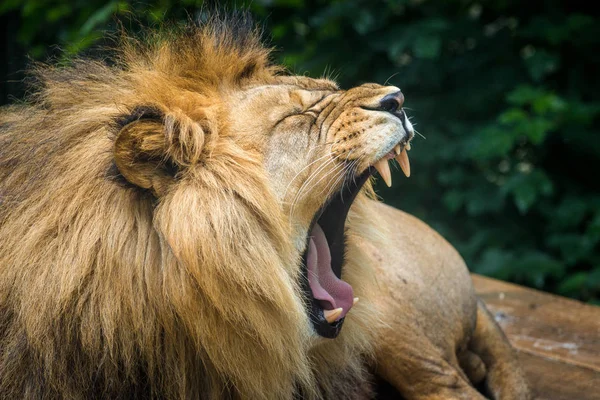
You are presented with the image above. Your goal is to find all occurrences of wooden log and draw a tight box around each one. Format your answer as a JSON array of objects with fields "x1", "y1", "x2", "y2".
[{"x1": 473, "y1": 274, "x2": 600, "y2": 400}]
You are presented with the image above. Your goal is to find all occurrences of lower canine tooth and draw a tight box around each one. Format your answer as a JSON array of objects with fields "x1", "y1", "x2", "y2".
[
  {"x1": 324, "y1": 308, "x2": 343, "y2": 324},
  {"x1": 353, "y1": 297, "x2": 359, "y2": 306},
  {"x1": 374, "y1": 159, "x2": 392, "y2": 187},
  {"x1": 395, "y1": 148, "x2": 411, "y2": 178}
]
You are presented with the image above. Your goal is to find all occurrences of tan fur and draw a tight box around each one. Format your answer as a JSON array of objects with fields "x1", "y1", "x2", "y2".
[
  {"x1": 360, "y1": 202, "x2": 531, "y2": 399},
  {"x1": 0, "y1": 15, "x2": 529, "y2": 400}
]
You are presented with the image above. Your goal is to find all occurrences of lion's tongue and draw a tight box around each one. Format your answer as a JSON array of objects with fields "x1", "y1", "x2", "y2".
[{"x1": 306, "y1": 224, "x2": 354, "y2": 320}]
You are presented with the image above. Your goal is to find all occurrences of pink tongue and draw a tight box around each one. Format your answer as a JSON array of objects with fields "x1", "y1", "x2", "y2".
[{"x1": 306, "y1": 224, "x2": 354, "y2": 320}]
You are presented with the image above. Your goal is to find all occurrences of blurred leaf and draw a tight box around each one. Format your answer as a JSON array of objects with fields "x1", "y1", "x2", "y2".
[
  {"x1": 525, "y1": 49, "x2": 559, "y2": 82},
  {"x1": 548, "y1": 233, "x2": 599, "y2": 266},
  {"x1": 474, "y1": 248, "x2": 514, "y2": 280},
  {"x1": 413, "y1": 35, "x2": 441, "y2": 59},
  {"x1": 468, "y1": 126, "x2": 516, "y2": 160},
  {"x1": 442, "y1": 189, "x2": 463, "y2": 213},
  {"x1": 352, "y1": 10, "x2": 375, "y2": 35},
  {"x1": 47, "y1": 4, "x2": 72, "y2": 22},
  {"x1": 502, "y1": 170, "x2": 554, "y2": 214},
  {"x1": 548, "y1": 196, "x2": 589, "y2": 230},
  {"x1": 0, "y1": 0, "x2": 21, "y2": 14},
  {"x1": 498, "y1": 108, "x2": 528, "y2": 125},
  {"x1": 464, "y1": 185, "x2": 505, "y2": 216},
  {"x1": 79, "y1": 2, "x2": 119, "y2": 36},
  {"x1": 531, "y1": 92, "x2": 566, "y2": 114},
  {"x1": 506, "y1": 85, "x2": 547, "y2": 106},
  {"x1": 557, "y1": 272, "x2": 588, "y2": 297},
  {"x1": 513, "y1": 252, "x2": 564, "y2": 288}
]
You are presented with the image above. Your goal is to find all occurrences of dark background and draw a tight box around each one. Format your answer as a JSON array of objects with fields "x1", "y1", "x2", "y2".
[{"x1": 1, "y1": 0, "x2": 598, "y2": 303}]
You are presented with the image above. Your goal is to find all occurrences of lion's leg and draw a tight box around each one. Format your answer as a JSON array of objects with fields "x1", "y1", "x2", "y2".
[
  {"x1": 468, "y1": 299, "x2": 532, "y2": 400},
  {"x1": 375, "y1": 334, "x2": 487, "y2": 400},
  {"x1": 457, "y1": 349, "x2": 486, "y2": 386}
]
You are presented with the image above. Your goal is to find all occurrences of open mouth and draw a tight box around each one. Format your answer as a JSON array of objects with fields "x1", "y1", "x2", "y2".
[{"x1": 301, "y1": 141, "x2": 412, "y2": 338}]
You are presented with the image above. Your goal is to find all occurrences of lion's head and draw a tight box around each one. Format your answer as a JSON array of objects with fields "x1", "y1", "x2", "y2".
[{"x1": 0, "y1": 14, "x2": 413, "y2": 399}]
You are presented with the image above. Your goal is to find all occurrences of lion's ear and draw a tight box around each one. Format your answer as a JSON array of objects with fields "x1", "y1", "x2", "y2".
[{"x1": 114, "y1": 106, "x2": 177, "y2": 196}]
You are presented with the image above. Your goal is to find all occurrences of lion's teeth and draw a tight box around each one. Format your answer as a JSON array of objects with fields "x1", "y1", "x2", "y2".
[
  {"x1": 406, "y1": 142, "x2": 411, "y2": 151},
  {"x1": 353, "y1": 297, "x2": 359, "y2": 306},
  {"x1": 395, "y1": 148, "x2": 411, "y2": 178},
  {"x1": 324, "y1": 308, "x2": 343, "y2": 324},
  {"x1": 394, "y1": 145, "x2": 401, "y2": 155},
  {"x1": 374, "y1": 159, "x2": 392, "y2": 187}
]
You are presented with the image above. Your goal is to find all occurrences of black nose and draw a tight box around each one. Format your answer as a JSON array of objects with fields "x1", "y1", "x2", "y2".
[{"x1": 379, "y1": 91, "x2": 404, "y2": 113}]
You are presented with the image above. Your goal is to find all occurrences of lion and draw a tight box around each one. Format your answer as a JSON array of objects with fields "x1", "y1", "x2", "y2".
[{"x1": 0, "y1": 14, "x2": 530, "y2": 400}]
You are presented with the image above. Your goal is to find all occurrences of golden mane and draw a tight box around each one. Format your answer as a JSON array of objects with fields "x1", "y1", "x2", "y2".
[{"x1": 0, "y1": 14, "x2": 378, "y2": 399}]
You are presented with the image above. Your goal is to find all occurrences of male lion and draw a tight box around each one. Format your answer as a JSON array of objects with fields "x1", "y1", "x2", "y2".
[{"x1": 0, "y1": 15, "x2": 530, "y2": 400}]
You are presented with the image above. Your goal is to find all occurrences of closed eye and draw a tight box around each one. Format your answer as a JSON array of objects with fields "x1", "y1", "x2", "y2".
[
  {"x1": 306, "y1": 96, "x2": 328, "y2": 111},
  {"x1": 272, "y1": 91, "x2": 337, "y2": 131},
  {"x1": 273, "y1": 111, "x2": 315, "y2": 132},
  {"x1": 301, "y1": 94, "x2": 338, "y2": 123}
]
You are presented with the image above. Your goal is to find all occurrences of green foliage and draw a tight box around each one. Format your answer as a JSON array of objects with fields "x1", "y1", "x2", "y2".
[{"x1": 1, "y1": 0, "x2": 599, "y2": 302}]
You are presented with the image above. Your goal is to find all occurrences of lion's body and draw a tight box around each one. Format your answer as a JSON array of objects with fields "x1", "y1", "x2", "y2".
[
  {"x1": 357, "y1": 202, "x2": 530, "y2": 399},
  {"x1": 0, "y1": 15, "x2": 529, "y2": 400}
]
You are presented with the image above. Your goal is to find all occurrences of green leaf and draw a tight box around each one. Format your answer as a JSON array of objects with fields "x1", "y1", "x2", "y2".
[
  {"x1": 548, "y1": 233, "x2": 599, "y2": 266},
  {"x1": 524, "y1": 117, "x2": 553, "y2": 144},
  {"x1": 468, "y1": 126, "x2": 516, "y2": 160},
  {"x1": 501, "y1": 170, "x2": 554, "y2": 214},
  {"x1": 513, "y1": 252, "x2": 564, "y2": 288},
  {"x1": 65, "y1": 31, "x2": 103, "y2": 55},
  {"x1": 47, "y1": 4, "x2": 72, "y2": 23},
  {"x1": 442, "y1": 190, "x2": 463, "y2": 213},
  {"x1": 352, "y1": 10, "x2": 375, "y2": 35},
  {"x1": 79, "y1": 2, "x2": 119, "y2": 37},
  {"x1": 0, "y1": 0, "x2": 21, "y2": 15},
  {"x1": 498, "y1": 108, "x2": 528, "y2": 125},
  {"x1": 557, "y1": 272, "x2": 588, "y2": 297},
  {"x1": 506, "y1": 85, "x2": 546, "y2": 106},
  {"x1": 474, "y1": 248, "x2": 514, "y2": 280},
  {"x1": 532, "y1": 92, "x2": 567, "y2": 114},
  {"x1": 525, "y1": 49, "x2": 559, "y2": 82},
  {"x1": 413, "y1": 35, "x2": 442, "y2": 59}
]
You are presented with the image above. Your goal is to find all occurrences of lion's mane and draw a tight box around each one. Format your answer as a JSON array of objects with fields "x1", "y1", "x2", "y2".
[{"x1": 0, "y1": 14, "x2": 378, "y2": 399}]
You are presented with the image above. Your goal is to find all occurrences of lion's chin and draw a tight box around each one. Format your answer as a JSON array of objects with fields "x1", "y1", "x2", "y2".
[{"x1": 301, "y1": 168, "x2": 372, "y2": 339}]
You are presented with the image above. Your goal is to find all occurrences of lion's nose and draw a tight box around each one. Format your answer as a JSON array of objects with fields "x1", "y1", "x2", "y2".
[{"x1": 379, "y1": 91, "x2": 404, "y2": 113}]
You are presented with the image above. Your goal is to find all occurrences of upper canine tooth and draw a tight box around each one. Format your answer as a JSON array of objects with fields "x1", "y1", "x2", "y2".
[
  {"x1": 395, "y1": 148, "x2": 411, "y2": 178},
  {"x1": 324, "y1": 308, "x2": 343, "y2": 324},
  {"x1": 353, "y1": 297, "x2": 359, "y2": 306},
  {"x1": 374, "y1": 159, "x2": 392, "y2": 187},
  {"x1": 406, "y1": 142, "x2": 412, "y2": 151},
  {"x1": 394, "y1": 145, "x2": 401, "y2": 155}
]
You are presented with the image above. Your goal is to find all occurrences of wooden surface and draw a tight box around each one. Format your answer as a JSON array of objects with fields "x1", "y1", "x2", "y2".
[{"x1": 473, "y1": 274, "x2": 600, "y2": 400}]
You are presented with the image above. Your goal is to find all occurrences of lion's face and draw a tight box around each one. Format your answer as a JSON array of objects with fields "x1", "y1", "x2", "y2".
[
  {"x1": 113, "y1": 74, "x2": 414, "y2": 340},
  {"x1": 226, "y1": 76, "x2": 415, "y2": 337}
]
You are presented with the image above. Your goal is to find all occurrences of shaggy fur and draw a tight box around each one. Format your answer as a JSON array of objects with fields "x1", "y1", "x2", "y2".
[
  {"x1": 0, "y1": 14, "x2": 382, "y2": 400},
  {"x1": 1, "y1": 13, "x2": 532, "y2": 400}
]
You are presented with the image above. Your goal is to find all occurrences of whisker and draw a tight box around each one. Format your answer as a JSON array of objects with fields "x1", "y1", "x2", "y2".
[
  {"x1": 414, "y1": 129, "x2": 426, "y2": 139},
  {"x1": 305, "y1": 162, "x2": 345, "y2": 200},
  {"x1": 283, "y1": 152, "x2": 332, "y2": 201},
  {"x1": 319, "y1": 167, "x2": 347, "y2": 202},
  {"x1": 339, "y1": 159, "x2": 360, "y2": 203},
  {"x1": 310, "y1": 153, "x2": 354, "y2": 202},
  {"x1": 285, "y1": 141, "x2": 337, "y2": 215},
  {"x1": 335, "y1": 150, "x2": 359, "y2": 202},
  {"x1": 384, "y1": 71, "x2": 401, "y2": 86},
  {"x1": 289, "y1": 157, "x2": 337, "y2": 218}
]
